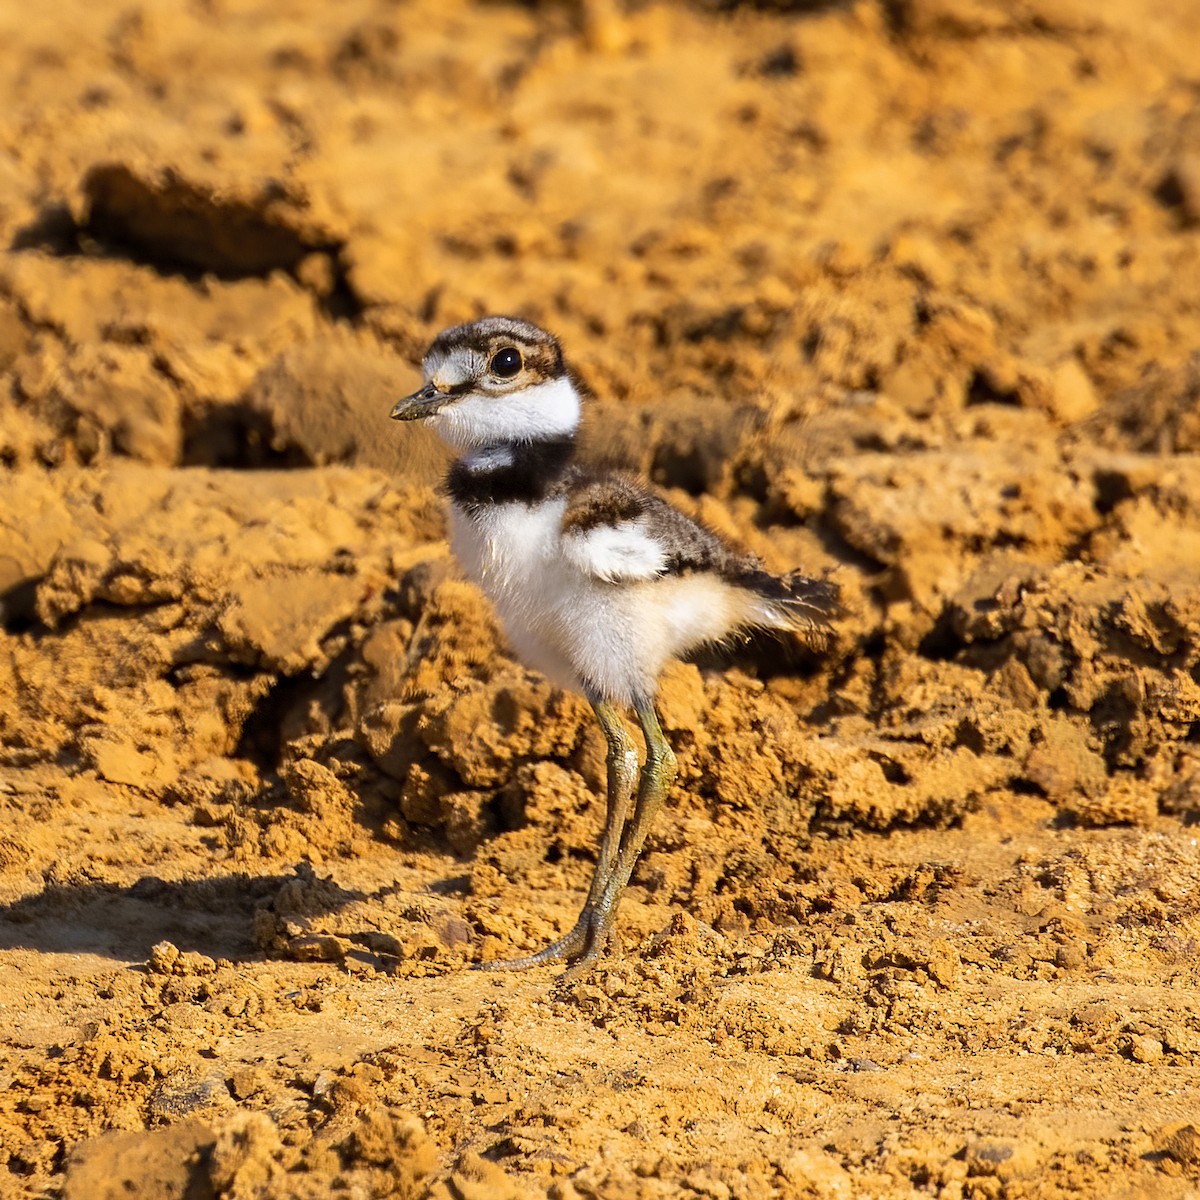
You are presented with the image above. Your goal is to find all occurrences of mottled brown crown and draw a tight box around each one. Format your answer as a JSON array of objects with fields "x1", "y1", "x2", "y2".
[{"x1": 426, "y1": 316, "x2": 565, "y2": 384}]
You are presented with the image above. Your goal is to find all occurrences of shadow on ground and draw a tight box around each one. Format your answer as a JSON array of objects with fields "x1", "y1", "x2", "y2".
[{"x1": 0, "y1": 871, "x2": 364, "y2": 962}]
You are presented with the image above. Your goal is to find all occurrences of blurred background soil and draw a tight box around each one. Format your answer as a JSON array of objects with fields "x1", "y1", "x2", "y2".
[{"x1": 2, "y1": 0, "x2": 1200, "y2": 1196}]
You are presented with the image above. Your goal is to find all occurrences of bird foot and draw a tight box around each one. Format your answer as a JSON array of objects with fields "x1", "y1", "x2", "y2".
[{"x1": 476, "y1": 905, "x2": 613, "y2": 976}]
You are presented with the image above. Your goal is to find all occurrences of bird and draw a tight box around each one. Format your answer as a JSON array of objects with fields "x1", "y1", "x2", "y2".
[{"x1": 390, "y1": 315, "x2": 839, "y2": 975}]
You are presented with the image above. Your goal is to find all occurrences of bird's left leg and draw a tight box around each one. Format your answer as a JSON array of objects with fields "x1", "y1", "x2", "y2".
[{"x1": 477, "y1": 699, "x2": 639, "y2": 971}]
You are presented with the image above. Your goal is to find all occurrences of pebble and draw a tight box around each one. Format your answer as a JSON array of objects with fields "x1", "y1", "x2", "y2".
[
  {"x1": 845, "y1": 1057, "x2": 884, "y2": 1073},
  {"x1": 963, "y1": 1137, "x2": 1040, "y2": 1180},
  {"x1": 227, "y1": 1067, "x2": 268, "y2": 1100},
  {"x1": 147, "y1": 1073, "x2": 231, "y2": 1119},
  {"x1": 1054, "y1": 942, "x2": 1087, "y2": 970},
  {"x1": 148, "y1": 941, "x2": 180, "y2": 974},
  {"x1": 1130, "y1": 1034, "x2": 1164, "y2": 1063},
  {"x1": 1154, "y1": 1122, "x2": 1200, "y2": 1166}
]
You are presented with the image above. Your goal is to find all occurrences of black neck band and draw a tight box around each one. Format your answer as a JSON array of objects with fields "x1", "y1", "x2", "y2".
[{"x1": 446, "y1": 437, "x2": 577, "y2": 509}]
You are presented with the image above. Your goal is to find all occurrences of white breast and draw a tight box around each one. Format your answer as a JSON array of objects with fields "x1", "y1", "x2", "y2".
[
  {"x1": 450, "y1": 497, "x2": 565, "y2": 598},
  {"x1": 449, "y1": 498, "x2": 581, "y2": 688}
]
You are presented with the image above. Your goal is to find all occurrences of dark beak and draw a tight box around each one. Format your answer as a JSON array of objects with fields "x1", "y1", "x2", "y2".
[{"x1": 390, "y1": 381, "x2": 445, "y2": 421}]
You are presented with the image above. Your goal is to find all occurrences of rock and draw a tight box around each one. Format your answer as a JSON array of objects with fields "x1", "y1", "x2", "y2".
[
  {"x1": 147, "y1": 940, "x2": 180, "y2": 975},
  {"x1": 147, "y1": 942, "x2": 217, "y2": 977},
  {"x1": 963, "y1": 1137, "x2": 1040, "y2": 1179},
  {"x1": 1054, "y1": 942, "x2": 1087, "y2": 970},
  {"x1": 1129, "y1": 1034, "x2": 1164, "y2": 1063},
  {"x1": 1154, "y1": 1122, "x2": 1200, "y2": 1167},
  {"x1": 147, "y1": 1074, "x2": 232, "y2": 1120},
  {"x1": 227, "y1": 1067, "x2": 268, "y2": 1100},
  {"x1": 925, "y1": 938, "x2": 960, "y2": 987}
]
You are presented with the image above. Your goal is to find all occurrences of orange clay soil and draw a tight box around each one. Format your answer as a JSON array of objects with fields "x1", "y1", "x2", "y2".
[{"x1": 2, "y1": 0, "x2": 1200, "y2": 1197}]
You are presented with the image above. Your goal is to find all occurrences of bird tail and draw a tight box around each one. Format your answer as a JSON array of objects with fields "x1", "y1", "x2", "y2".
[{"x1": 736, "y1": 569, "x2": 842, "y2": 648}]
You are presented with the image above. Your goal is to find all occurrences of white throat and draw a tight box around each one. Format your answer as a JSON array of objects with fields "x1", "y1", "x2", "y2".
[{"x1": 433, "y1": 375, "x2": 581, "y2": 452}]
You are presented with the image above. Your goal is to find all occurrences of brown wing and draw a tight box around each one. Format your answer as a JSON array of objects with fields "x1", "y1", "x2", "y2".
[{"x1": 561, "y1": 469, "x2": 760, "y2": 580}]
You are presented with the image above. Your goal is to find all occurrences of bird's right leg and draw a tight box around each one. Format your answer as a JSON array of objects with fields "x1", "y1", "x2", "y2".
[
  {"x1": 555, "y1": 699, "x2": 677, "y2": 980},
  {"x1": 477, "y1": 699, "x2": 638, "y2": 971}
]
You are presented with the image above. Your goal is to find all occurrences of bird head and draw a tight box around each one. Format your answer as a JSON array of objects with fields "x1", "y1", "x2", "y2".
[{"x1": 391, "y1": 316, "x2": 581, "y2": 450}]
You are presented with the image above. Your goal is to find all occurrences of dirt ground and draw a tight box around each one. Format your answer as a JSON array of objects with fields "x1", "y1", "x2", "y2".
[{"x1": 2, "y1": 0, "x2": 1200, "y2": 1195}]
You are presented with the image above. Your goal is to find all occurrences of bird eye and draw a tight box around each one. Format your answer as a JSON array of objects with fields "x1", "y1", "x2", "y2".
[{"x1": 490, "y1": 347, "x2": 523, "y2": 378}]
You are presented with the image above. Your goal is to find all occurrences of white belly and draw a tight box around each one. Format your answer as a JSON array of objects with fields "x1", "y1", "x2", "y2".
[{"x1": 449, "y1": 501, "x2": 741, "y2": 706}]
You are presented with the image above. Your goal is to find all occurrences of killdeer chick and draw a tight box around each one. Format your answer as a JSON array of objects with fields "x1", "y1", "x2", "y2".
[{"x1": 390, "y1": 316, "x2": 838, "y2": 974}]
